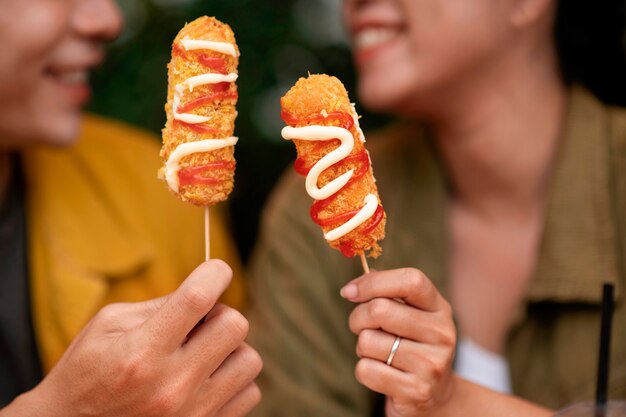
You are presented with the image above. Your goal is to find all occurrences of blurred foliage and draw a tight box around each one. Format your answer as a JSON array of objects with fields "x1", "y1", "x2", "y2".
[{"x1": 88, "y1": 0, "x2": 390, "y2": 262}]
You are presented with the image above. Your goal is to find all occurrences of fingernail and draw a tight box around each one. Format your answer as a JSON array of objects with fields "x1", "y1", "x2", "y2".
[{"x1": 340, "y1": 283, "x2": 358, "y2": 299}]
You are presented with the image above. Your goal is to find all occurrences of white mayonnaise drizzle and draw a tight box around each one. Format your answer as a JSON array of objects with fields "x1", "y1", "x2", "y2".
[
  {"x1": 165, "y1": 137, "x2": 238, "y2": 192},
  {"x1": 181, "y1": 37, "x2": 239, "y2": 57},
  {"x1": 166, "y1": 38, "x2": 238, "y2": 193},
  {"x1": 324, "y1": 194, "x2": 378, "y2": 241},
  {"x1": 177, "y1": 73, "x2": 238, "y2": 93},
  {"x1": 351, "y1": 103, "x2": 366, "y2": 144},
  {"x1": 173, "y1": 73, "x2": 238, "y2": 123},
  {"x1": 281, "y1": 115, "x2": 379, "y2": 241},
  {"x1": 281, "y1": 125, "x2": 355, "y2": 200}
]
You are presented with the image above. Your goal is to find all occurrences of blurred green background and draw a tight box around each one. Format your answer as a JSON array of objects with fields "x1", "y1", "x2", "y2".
[
  {"x1": 88, "y1": 0, "x2": 389, "y2": 263},
  {"x1": 88, "y1": 1, "x2": 626, "y2": 264}
]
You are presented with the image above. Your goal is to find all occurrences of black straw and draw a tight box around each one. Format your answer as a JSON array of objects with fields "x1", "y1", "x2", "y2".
[{"x1": 595, "y1": 283, "x2": 615, "y2": 417}]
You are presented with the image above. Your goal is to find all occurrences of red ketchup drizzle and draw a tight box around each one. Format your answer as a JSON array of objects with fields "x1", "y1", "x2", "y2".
[
  {"x1": 283, "y1": 110, "x2": 384, "y2": 256},
  {"x1": 293, "y1": 140, "x2": 339, "y2": 175},
  {"x1": 281, "y1": 110, "x2": 354, "y2": 130},
  {"x1": 339, "y1": 241, "x2": 357, "y2": 258},
  {"x1": 308, "y1": 151, "x2": 370, "y2": 226},
  {"x1": 178, "y1": 160, "x2": 236, "y2": 186},
  {"x1": 197, "y1": 55, "x2": 228, "y2": 74},
  {"x1": 173, "y1": 44, "x2": 228, "y2": 74},
  {"x1": 173, "y1": 120, "x2": 220, "y2": 134},
  {"x1": 361, "y1": 205, "x2": 384, "y2": 234},
  {"x1": 178, "y1": 91, "x2": 238, "y2": 113},
  {"x1": 338, "y1": 205, "x2": 383, "y2": 257},
  {"x1": 174, "y1": 88, "x2": 236, "y2": 134},
  {"x1": 211, "y1": 82, "x2": 231, "y2": 92},
  {"x1": 171, "y1": 42, "x2": 237, "y2": 186}
]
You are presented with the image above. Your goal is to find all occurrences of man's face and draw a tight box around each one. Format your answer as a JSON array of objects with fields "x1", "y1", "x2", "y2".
[{"x1": 0, "y1": 0, "x2": 123, "y2": 149}]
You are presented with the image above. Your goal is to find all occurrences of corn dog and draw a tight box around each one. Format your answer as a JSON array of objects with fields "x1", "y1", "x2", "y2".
[
  {"x1": 160, "y1": 16, "x2": 239, "y2": 206},
  {"x1": 281, "y1": 74, "x2": 386, "y2": 258}
]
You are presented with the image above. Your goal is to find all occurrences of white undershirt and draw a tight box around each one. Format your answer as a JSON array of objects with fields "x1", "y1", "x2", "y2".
[{"x1": 454, "y1": 338, "x2": 513, "y2": 394}]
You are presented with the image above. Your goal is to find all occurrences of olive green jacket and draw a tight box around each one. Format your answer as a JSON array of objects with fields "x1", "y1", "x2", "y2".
[{"x1": 247, "y1": 89, "x2": 626, "y2": 416}]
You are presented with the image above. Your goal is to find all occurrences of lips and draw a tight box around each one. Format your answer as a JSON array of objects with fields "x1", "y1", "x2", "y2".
[
  {"x1": 351, "y1": 24, "x2": 403, "y2": 67},
  {"x1": 46, "y1": 68, "x2": 89, "y2": 86},
  {"x1": 43, "y1": 66, "x2": 94, "y2": 106},
  {"x1": 46, "y1": 44, "x2": 103, "y2": 82},
  {"x1": 353, "y1": 27, "x2": 401, "y2": 50},
  {"x1": 43, "y1": 50, "x2": 103, "y2": 105}
]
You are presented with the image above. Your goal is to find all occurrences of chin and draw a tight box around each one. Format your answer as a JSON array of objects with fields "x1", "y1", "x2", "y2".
[
  {"x1": 0, "y1": 98, "x2": 84, "y2": 148},
  {"x1": 41, "y1": 108, "x2": 84, "y2": 144},
  {"x1": 21, "y1": 113, "x2": 82, "y2": 148},
  {"x1": 357, "y1": 77, "x2": 410, "y2": 114},
  {"x1": 357, "y1": 68, "x2": 453, "y2": 118}
]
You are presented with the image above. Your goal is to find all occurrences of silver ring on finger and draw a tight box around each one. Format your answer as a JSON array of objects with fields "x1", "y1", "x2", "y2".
[{"x1": 386, "y1": 336, "x2": 402, "y2": 366}]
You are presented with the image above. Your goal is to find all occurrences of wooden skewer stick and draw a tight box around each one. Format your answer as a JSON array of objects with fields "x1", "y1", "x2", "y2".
[
  {"x1": 360, "y1": 253, "x2": 370, "y2": 274},
  {"x1": 204, "y1": 206, "x2": 210, "y2": 261}
]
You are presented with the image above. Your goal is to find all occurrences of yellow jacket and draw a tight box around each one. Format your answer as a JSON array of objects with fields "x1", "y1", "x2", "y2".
[{"x1": 22, "y1": 114, "x2": 244, "y2": 372}]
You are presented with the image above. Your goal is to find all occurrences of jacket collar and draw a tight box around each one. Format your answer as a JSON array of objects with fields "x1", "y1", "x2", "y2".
[{"x1": 529, "y1": 88, "x2": 621, "y2": 303}]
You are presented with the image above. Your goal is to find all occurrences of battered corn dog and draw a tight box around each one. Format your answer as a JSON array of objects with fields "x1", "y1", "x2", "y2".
[
  {"x1": 281, "y1": 74, "x2": 386, "y2": 258},
  {"x1": 160, "y1": 16, "x2": 239, "y2": 206}
]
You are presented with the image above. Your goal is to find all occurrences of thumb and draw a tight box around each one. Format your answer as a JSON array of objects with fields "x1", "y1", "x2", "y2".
[{"x1": 139, "y1": 260, "x2": 233, "y2": 352}]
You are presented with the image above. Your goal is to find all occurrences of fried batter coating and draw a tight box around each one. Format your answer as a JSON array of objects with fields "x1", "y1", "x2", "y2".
[
  {"x1": 281, "y1": 74, "x2": 386, "y2": 258},
  {"x1": 160, "y1": 16, "x2": 239, "y2": 206}
]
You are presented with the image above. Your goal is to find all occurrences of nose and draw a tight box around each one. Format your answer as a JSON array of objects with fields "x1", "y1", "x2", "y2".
[
  {"x1": 344, "y1": 0, "x2": 374, "y2": 8},
  {"x1": 342, "y1": 0, "x2": 374, "y2": 18},
  {"x1": 72, "y1": 0, "x2": 124, "y2": 42}
]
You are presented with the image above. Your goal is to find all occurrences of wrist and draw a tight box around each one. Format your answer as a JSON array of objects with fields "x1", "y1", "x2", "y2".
[
  {"x1": 431, "y1": 375, "x2": 554, "y2": 417},
  {"x1": 1, "y1": 391, "x2": 41, "y2": 417},
  {"x1": 3, "y1": 384, "x2": 64, "y2": 417},
  {"x1": 430, "y1": 374, "x2": 464, "y2": 417}
]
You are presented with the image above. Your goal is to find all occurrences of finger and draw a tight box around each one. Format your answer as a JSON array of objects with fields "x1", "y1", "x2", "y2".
[
  {"x1": 192, "y1": 344, "x2": 262, "y2": 413},
  {"x1": 140, "y1": 260, "x2": 233, "y2": 352},
  {"x1": 348, "y1": 298, "x2": 454, "y2": 345},
  {"x1": 355, "y1": 329, "x2": 445, "y2": 374},
  {"x1": 180, "y1": 305, "x2": 250, "y2": 379},
  {"x1": 341, "y1": 268, "x2": 444, "y2": 312},
  {"x1": 212, "y1": 383, "x2": 262, "y2": 417},
  {"x1": 184, "y1": 302, "x2": 231, "y2": 342},
  {"x1": 354, "y1": 357, "x2": 417, "y2": 399}
]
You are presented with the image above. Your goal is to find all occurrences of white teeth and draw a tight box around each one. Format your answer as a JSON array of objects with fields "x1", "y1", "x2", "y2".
[
  {"x1": 354, "y1": 28, "x2": 398, "y2": 49},
  {"x1": 56, "y1": 70, "x2": 88, "y2": 85}
]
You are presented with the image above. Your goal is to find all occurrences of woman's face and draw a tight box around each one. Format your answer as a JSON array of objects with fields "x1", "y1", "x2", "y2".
[
  {"x1": 343, "y1": 0, "x2": 522, "y2": 114},
  {"x1": 0, "y1": 0, "x2": 122, "y2": 148}
]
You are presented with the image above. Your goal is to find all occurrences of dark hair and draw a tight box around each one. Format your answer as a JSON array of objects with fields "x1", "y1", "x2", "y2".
[{"x1": 555, "y1": 0, "x2": 626, "y2": 106}]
